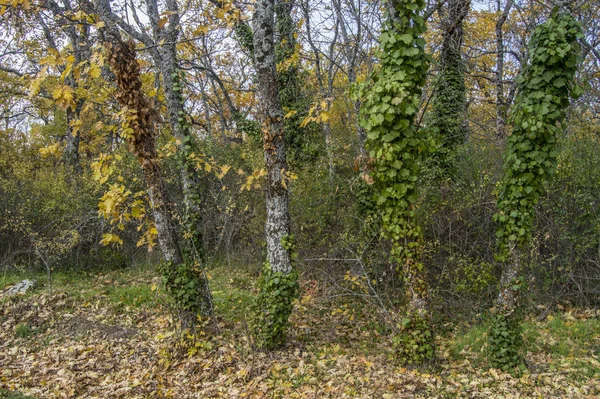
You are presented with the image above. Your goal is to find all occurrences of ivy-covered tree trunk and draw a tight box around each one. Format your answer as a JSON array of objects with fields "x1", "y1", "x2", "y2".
[
  {"x1": 275, "y1": 0, "x2": 311, "y2": 166},
  {"x1": 431, "y1": 0, "x2": 470, "y2": 177},
  {"x1": 153, "y1": 0, "x2": 206, "y2": 264},
  {"x1": 99, "y1": 12, "x2": 212, "y2": 330},
  {"x1": 491, "y1": 11, "x2": 582, "y2": 370},
  {"x1": 361, "y1": 0, "x2": 433, "y2": 364},
  {"x1": 252, "y1": 0, "x2": 298, "y2": 349},
  {"x1": 158, "y1": 48, "x2": 213, "y2": 321}
]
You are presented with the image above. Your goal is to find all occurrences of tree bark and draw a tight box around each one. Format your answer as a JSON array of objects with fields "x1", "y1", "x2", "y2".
[
  {"x1": 495, "y1": 0, "x2": 514, "y2": 140},
  {"x1": 157, "y1": 34, "x2": 205, "y2": 258},
  {"x1": 35, "y1": 6, "x2": 86, "y2": 173},
  {"x1": 253, "y1": 0, "x2": 293, "y2": 274}
]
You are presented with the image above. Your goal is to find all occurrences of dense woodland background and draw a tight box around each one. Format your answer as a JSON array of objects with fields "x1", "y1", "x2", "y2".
[{"x1": 0, "y1": 0, "x2": 599, "y2": 397}]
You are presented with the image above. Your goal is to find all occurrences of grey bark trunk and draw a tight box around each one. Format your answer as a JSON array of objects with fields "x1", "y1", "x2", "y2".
[
  {"x1": 64, "y1": 104, "x2": 82, "y2": 173},
  {"x1": 253, "y1": 0, "x2": 293, "y2": 274},
  {"x1": 146, "y1": 0, "x2": 206, "y2": 257},
  {"x1": 497, "y1": 243, "x2": 520, "y2": 313},
  {"x1": 157, "y1": 44, "x2": 205, "y2": 254}
]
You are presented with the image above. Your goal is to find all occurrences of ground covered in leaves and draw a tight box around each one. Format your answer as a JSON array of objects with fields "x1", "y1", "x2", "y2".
[{"x1": 1, "y1": 266, "x2": 599, "y2": 398}]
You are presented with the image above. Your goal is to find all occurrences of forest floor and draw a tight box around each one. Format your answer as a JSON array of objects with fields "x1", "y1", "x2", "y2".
[{"x1": 0, "y1": 264, "x2": 599, "y2": 399}]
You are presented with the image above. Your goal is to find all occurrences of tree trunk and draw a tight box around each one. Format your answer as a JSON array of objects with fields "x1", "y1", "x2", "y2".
[
  {"x1": 64, "y1": 102, "x2": 83, "y2": 173},
  {"x1": 97, "y1": 8, "x2": 212, "y2": 327},
  {"x1": 497, "y1": 243, "x2": 520, "y2": 312},
  {"x1": 158, "y1": 43, "x2": 205, "y2": 258},
  {"x1": 254, "y1": 0, "x2": 293, "y2": 274},
  {"x1": 103, "y1": 36, "x2": 183, "y2": 266},
  {"x1": 251, "y1": 0, "x2": 298, "y2": 349},
  {"x1": 495, "y1": 0, "x2": 514, "y2": 140},
  {"x1": 431, "y1": 0, "x2": 470, "y2": 178}
]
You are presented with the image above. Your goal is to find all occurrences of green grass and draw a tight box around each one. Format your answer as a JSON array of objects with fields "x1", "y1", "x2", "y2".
[
  {"x1": 449, "y1": 313, "x2": 600, "y2": 378},
  {"x1": 0, "y1": 388, "x2": 37, "y2": 399},
  {"x1": 1, "y1": 263, "x2": 159, "y2": 304},
  {"x1": 14, "y1": 323, "x2": 34, "y2": 339},
  {"x1": 209, "y1": 266, "x2": 257, "y2": 324},
  {"x1": 108, "y1": 283, "x2": 157, "y2": 307}
]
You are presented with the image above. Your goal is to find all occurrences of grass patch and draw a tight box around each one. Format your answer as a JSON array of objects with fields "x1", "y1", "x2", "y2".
[
  {"x1": 209, "y1": 266, "x2": 256, "y2": 324},
  {"x1": 108, "y1": 283, "x2": 157, "y2": 308},
  {"x1": 449, "y1": 323, "x2": 488, "y2": 363},
  {"x1": 0, "y1": 389, "x2": 37, "y2": 399},
  {"x1": 449, "y1": 313, "x2": 600, "y2": 378},
  {"x1": 14, "y1": 323, "x2": 34, "y2": 339}
]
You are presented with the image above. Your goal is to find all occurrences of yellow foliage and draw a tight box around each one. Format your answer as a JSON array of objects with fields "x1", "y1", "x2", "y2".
[{"x1": 52, "y1": 85, "x2": 75, "y2": 110}]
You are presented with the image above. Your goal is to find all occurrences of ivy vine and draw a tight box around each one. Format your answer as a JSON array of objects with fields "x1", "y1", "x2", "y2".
[
  {"x1": 494, "y1": 11, "x2": 582, "y2": 259},
  {"x1": 490, "y1": 10, "x2": 582, "y2": 369},
  {"x1": 159, "y1": 260, "x2": 212, "y2": 327},
  {"x1": 430, "y1": 5, "x2": 468, "y2": 180},
  {"x1": 166, "y1": 69, "x2": 213, "y2": 322},
  {"x1": 359, "y1": 0, "x2": 433, "y2": 364},
  {"x1": 253, "y1": 259, "x2": 299, "y2": 350}
]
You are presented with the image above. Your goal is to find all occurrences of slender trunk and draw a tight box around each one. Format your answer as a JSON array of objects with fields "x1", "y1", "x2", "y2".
[
  {"x1": 157, "y1": 44, "x2": 205, "y2": 257},
  {"x1": 63, "y1": 24, "x2": 88, "y2": 174},
  {"x1": 104, "y1": 37, "x2": 184, "y2": 266},
  {"x1": 495, "y1": 0, "x2": 514, "y2": 140},
  {"x1": 323, "y1": 118, "x2": 335, "y2": 182},
  {"x1": 64, "y1": 103, "x2": 83, "y2": 173}
]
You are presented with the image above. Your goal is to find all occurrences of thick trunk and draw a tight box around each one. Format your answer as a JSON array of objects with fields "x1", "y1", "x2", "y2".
[
  {"x1": 253, "y1": 0, "x2": 293, "y2": 274},
  {"x1": 497, "y1": 243, "x2": 520, "y2": 313}
]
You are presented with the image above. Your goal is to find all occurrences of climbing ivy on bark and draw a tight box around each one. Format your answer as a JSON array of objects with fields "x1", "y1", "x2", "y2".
[
  {"x1": 494, "y1": 11, "x2": 582, "y2": 258},
  {"x1": 430, "y1": 0, "x2": 470, "y2": 179},
  {"x1": 490, "y1": 10, "x2": 582, "y2": 370},
  {"x1": 359, "y1": 0, "x2": 433, "y2": 364}
]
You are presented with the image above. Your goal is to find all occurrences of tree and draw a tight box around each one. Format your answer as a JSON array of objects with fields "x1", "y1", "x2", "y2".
[
  {"x1": 95, "y1": 0, "x2": 207, "y2": 263},
  {"x1": 251, "y1": 0, "x2": 298, "y2": 349},
  {"x1": 360, "y1": 0, "x2": 433, "y2": 364},
  {"x1": 490, "y1": 10, "x2": 582, "y2": 370},
  {"x1": 96, "y1": 0, "x2": 213, "y2": 330},
  {"x1": 431, "y1": 0, "x2": 470, "y2": 178}
]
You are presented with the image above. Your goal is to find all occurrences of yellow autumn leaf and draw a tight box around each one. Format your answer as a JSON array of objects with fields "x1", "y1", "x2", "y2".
[
  {"x1": 88, "y1": 63, "x2": 101, "y2": 79},
  {"x1": 217, "y1": 165, "x2": 231, "y2": 179}
]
